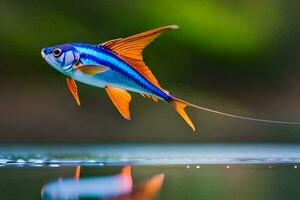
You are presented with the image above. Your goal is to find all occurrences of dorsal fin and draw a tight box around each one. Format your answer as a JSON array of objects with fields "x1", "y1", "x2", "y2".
[
  {"x1": 100, "y1": 25, "x2": 178, "y2": 60},
  {"x1": 100, "y1": 25, "x2": 178, "y2": 91}
]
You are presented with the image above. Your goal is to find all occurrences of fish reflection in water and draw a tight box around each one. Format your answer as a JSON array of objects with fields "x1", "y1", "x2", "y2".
[{"x1": 41, "y1": 166, "x2": 164, "y2": 200}]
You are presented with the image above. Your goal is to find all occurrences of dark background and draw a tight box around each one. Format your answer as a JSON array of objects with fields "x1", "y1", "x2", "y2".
[{"x1": 1, "y1": 0, "x2": 300, "y2": 143}]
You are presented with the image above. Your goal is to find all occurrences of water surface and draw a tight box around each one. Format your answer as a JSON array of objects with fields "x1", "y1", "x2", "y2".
[{"x1": 0, "y1": 144, "x2": 299, "y2": 200}]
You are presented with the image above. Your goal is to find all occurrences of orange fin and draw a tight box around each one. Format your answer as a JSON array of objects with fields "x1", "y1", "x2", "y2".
[
  {"x1": 76, "y1": 64, "x2": 109, "y2": 75},
  {"x1": 66, "y1": 77, "x2": 81, "y2": 106},
  {"x1": 141, "y1": 93, "x2": 157, "y2": 102},
  {"x1": 74, "y1": 165, "x2": 81, "y2": 180},
  {"x1": 151, "y1": 96, "x2": 158, "y2": 102},
  {"x1": 100, "y1": 25, "x2": 178, "y2": 60},
  {"x1": 171, "y1": 98, "x2": 195, "y2": 131},
  {"x1": 121, "y1": 166, "x2": 132, "y2": 177},
  {"x1": 125, "y1": 173, "x2": 164, "y2": 200},
  {"x1": 101, "y1": 38, "x2": 123, "y2": 47},
  {"x1": 140, "y1": 174, "x2": 165, "y2": 196},
  {"x1": 100, "y1": 25, "x2": 178, "y2": 92},
  {"x1": 105, "y1": 86, "x2": 132, "y2": 120}
]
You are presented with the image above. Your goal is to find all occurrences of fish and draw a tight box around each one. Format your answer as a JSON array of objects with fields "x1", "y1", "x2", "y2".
[
  {"x1": 41, "y1": 25, "x2": 300, "y2": 131},
  {"x1": 41, "y1": 166, "x2": 133, "y2": 200},
  {"x1": 41, "y1": 165, "x2": 164, "y2": 200}
]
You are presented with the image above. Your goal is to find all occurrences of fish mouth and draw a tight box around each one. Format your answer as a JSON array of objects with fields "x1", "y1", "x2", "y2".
[
  {"x1": 41, "y1": 48, "x2": 46, "y2": 59},
  {"x1": 41, "y1": 49, "x2": 71, "y2": 76},
  {"x1": 41, "y1": 49, "x2": 61, "y2": 72}
]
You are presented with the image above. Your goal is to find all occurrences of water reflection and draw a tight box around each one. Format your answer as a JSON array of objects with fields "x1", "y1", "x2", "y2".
[{"x1": 42, "y1": 166, "x2": 164, "y2": 200}]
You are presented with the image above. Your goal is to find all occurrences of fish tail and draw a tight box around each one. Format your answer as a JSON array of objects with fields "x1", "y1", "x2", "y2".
[
  {"x1": 170, "y1": 97, "x2": 300, "y2": 131},
  {"x1": 170, "y1": 98, "x2": 196, "y2": 131}
]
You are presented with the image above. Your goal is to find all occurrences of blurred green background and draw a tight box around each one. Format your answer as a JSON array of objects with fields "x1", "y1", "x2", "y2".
[{"x1": 1, "y1": 0, "x2": 300, "y2": 143}]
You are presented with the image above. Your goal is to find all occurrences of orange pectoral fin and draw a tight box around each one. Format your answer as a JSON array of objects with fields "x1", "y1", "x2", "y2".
[
  {"x1": 76, "y1": 65, "x2": 110, "y2": 76},
  {"x1": 66, "y1": 77, "x2": 81, "y2": 106},
  {"x1": 105, "y1": 86, "x2": 132, "y2": 120}
]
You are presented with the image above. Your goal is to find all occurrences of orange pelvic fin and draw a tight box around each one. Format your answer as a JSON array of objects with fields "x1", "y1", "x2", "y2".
[
  {"x1": 100, "y1": 25, "x2": 178, "y2": 93},
  {"x1": 105, "y1": 86, "x2": 132, "y2": 120},
  {"x1": 170, "y1": 98, "x2": 195, "y2": 131},
  {"x1": 66, "y1": 77, "x2": 81, "y2": 106}
]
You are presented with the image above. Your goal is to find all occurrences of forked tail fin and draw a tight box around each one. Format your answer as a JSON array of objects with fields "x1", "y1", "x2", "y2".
[
  {"x1": 171, "y1": 99, "x2": 196, "y2": 131},
  {"x1": 170, "y1": 97, "x2": 300, "y2": 131}
]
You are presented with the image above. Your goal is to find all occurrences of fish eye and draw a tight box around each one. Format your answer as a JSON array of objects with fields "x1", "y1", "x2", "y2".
[{"x1": 52, "y1": 48, "x2": 62, "y2": 57}]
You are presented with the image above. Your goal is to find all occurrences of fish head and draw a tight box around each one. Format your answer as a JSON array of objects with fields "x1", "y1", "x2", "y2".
[
  {"x1": 41, "y1": 180, "x2": 78, "y2": 200},
  {"x1": 41, "y1": 183, "x2": 62, "y2": 200},
  {"x1": 41, "y1": 44, "x2": 80, "y2": 76}
]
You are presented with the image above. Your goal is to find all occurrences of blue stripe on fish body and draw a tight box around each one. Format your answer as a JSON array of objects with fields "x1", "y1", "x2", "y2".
[{"x1": 72, "y1": 43, "x2": 172, "y2": 101}]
